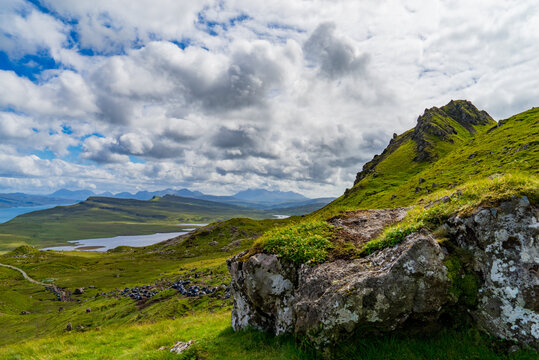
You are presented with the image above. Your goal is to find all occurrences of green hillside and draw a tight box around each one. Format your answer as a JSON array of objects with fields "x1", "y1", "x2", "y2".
[{"x1": 330, "y1": 100, "x2": 537, "y2": 212}]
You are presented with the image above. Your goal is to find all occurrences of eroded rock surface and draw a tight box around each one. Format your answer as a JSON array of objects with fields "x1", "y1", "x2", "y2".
[
  {"x1": 228, "y1": 198, "x2": 538, "y2": 351},
  {"x1": 448, "y1": 197, "x2": 539, "y2": 348},
  {"x1": 330, "y1": 207, "x2": 409, "y2": 246},
  {"x1": 228, "y1": 252, "x2": 297, "y2": 335},
  {"x1": 294, "y1": 233, "x2": 450, "y2": 348},
  {"x1": 228, "y1": 233, "x2": 451, "y2": 348}
]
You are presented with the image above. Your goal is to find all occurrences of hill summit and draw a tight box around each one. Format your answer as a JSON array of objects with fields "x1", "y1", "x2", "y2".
[{"x1": 355, "y1": 100, "x2": 495, "y2": 185}]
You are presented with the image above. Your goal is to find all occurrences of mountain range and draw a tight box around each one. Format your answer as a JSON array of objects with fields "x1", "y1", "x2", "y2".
[{"x1": 0, "y1": 188, "x2": 334, "y2": 211}]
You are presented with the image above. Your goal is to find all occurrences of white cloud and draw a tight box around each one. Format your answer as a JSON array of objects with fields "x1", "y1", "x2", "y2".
[{"x1": 0, "y1": 0, "x2": 538, "y2": 196}]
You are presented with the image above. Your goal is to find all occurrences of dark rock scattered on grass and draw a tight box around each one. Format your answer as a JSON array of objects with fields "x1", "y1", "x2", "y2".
[
  {"x1": 118, "y1": 279, "x2": 226, "y2": 301},
  {"x1": 170, "y1": 340, "x2": 194, "y2": 354},
  {"x1": 73, "y1": 288, "x2": 84, "y2": 295},
  {"x1": 46, "y1": 285, "x2": 67, "y2": 301},
  {"x1": 66, "y1": 322, "x2": 72, "y2": 331},
  {"x1": 121, "y1": 285, "x2": 159, "y2": 301},
  {"x1": 169, "y1": 280, "x2": 218, "y2": 297}
]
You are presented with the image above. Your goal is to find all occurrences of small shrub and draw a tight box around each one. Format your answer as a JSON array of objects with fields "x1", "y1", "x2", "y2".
[{"x1": 260, "y1": 221, "x2": 334, "y2": 264}]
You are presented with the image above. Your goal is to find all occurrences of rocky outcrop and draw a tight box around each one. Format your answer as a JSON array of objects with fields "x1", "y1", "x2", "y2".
[
  {"x1": 411, "y1": 100, "x2": 495, "y2": 161},
  {"x1": 229, "y1": 233, "x2": 452, "y2": 348},
  {"x1": 228, "y1": 252, "x2": 298, "y2": 335},
  {"x1": 447, "y1": 196, "x2": 538, "y2": 347},
  {"x1": 294, "y1": 233, "x2": 450, "y2": 348},
  {"x1": 228, "y1": 198, "x2": 538, "y2": 351}
]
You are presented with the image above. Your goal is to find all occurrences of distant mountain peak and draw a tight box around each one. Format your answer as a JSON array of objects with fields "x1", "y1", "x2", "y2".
[
  {"x1": 49, "y1": 189, "x2": 95, "y2": 201},
  {"x1": 232, "y1": 188, "x2": 307, "y2": 203}
]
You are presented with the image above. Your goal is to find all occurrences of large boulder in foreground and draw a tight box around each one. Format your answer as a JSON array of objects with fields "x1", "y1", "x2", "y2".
[
  {"x1": 229, "y1": 233, "x2": 452, "y2": 348},
  {"x1": 227, "y1": 198, "x2": 538, "y2": 351},
  {"x1": 293, "y1": 233, "x2": 450, "y2": 348}
]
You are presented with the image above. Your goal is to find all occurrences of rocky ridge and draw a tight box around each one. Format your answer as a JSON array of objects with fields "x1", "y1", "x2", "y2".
[{"x1": 353, "y1": 100, "x2": 495, "y2": 185}]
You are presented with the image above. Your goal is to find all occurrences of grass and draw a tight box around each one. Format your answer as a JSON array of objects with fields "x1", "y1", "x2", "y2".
[
  {"x1": 254, "y1": 220, "x2": 334, "y2": 264},
  {"x1": 0, "y1": 309, "x2": 536, "y2": 360},
  {"x1": 0, "y1": 216, "x2": 288, "y2": 347},
  {"x1": 361, "y1": 173, "x2": 538, "y2": 254}
]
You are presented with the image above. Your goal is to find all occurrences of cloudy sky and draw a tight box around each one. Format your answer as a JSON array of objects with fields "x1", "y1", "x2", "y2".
[{"x1": 0, "y1": 0, "x2": 538, "y2": 197}]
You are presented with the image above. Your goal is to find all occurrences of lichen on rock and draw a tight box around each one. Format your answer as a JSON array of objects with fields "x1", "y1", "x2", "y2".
[
  {"x1": 228, "y1": 197, "x2": 538, "y2": 352},
  {"x1": 447, "y1": 196, "x2": 538, "y2": 348}
]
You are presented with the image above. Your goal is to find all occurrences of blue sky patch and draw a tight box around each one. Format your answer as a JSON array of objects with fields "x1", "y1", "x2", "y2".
[
  {"x1": 0, "y1": 51, "x2": 60, "y2": 82},
  {"x1": 32, "y1": 149, "x2": 55, "y2": 160},
  {"x1": 129, "y1": 155, "x2": 146, "y2": 164}
]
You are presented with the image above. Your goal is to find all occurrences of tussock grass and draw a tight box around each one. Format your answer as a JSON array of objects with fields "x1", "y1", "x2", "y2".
[
  {"x1": 363, "y1": 173, "x2": 538, "y2": 253},
  {"x1": 254, "y1": 221, "x2": 334, "y2": 264}
]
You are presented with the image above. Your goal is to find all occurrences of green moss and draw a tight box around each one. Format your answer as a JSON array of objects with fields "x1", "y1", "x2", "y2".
[
  {"x1": 444, "y1": 255, "x2": 479, "y2": 307},
  {"x1": 358, "y1": 173, "x2": 538, "y2": 255}
]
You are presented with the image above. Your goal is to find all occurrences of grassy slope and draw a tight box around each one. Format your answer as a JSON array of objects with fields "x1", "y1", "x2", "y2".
[
  {"x1": 0, "y1": 244, "x2": 536, "y2": 359},
  {"x1": 0, "y1": 217, "x2": 286, "y2": 347},
  {"x1": 252, "y1": 105, "x2": 537, "y2": 263},
  {"x1": 319, "y1": 106, "x2": 538, "y2": 215},
  {"x1": 2, "y1": 311, "x2": 537, "y2": 360},
  {"x1": 0, "y1": 195, "x2": 282, "y2": 252}
]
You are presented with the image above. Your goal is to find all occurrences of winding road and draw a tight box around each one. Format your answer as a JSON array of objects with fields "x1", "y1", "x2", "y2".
[{"x1": 0, "y1": 263, "x2": 50, "y2": 286}]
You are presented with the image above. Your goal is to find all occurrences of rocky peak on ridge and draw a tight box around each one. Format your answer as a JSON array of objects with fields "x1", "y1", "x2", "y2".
[
  {"x1": 411, "y1": 100, "x2": 495, "y2": 161},
  {"x1": 354, "y1": 100, "x2": 494, "y2": 185}
]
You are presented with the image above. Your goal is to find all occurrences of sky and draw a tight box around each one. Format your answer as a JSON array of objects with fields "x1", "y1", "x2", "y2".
[{"x1": 0, "y1": 0, "x2": 538, "y2": 197}]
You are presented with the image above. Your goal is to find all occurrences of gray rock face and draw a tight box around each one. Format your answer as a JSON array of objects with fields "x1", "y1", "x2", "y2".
[
  {"x1": 228, "y1": 252, "x2": 298, "y2": 335},
  {"x1": 228, "y1": 234, "x2": 451, "y2": 347},
  {"x1": 294, "y1": 234, "x2": 450, "y2": 347},
  {"x1": 228, "y1": 198, "x2": 538, "y2": 350},
  {"x1": 448, "y1": 197, "x2": 538, "y2": 348}
]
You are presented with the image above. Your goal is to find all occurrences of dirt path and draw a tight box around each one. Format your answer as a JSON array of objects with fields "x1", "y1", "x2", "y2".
[{"x1": 0, "y1": 262, "x2": 50, "y2": 286}]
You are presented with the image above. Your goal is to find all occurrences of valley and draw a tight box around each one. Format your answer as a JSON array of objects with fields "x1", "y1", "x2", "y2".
[{"x1": 0, "y1": 194, "x2": 321, "y2": 252}]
